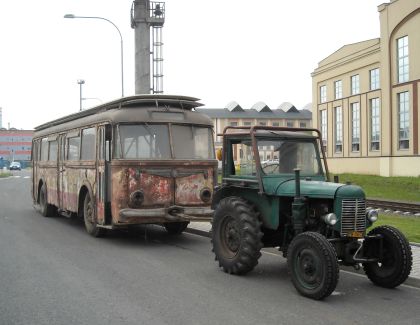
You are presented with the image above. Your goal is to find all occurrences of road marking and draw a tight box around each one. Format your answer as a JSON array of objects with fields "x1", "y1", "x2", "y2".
[
  {"x1": 13, "y1": 176, "x2": 21, "y2": 178},
  {"x1": 24, "y1": 176, "x2": 30, "y2": 179}
]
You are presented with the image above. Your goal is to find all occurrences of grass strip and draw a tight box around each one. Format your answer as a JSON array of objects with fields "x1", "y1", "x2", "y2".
[
  {"x1": 0, "y1": 172, "x2": 12, "y2": 178},
  {"x1": 369, "y1": 214, "x2": 420, "y2": 243},
  {"x1": 334, "y1": 173, "x2": 420, "y2": 203}
]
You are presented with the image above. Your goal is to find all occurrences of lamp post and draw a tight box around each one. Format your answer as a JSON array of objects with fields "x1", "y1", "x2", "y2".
[
  {"x1": 64, "y1": 14, "x2": 124, "y2": 97},
  {"x1": 77, "y1": 79, "x2": 85, "y2": 111}
]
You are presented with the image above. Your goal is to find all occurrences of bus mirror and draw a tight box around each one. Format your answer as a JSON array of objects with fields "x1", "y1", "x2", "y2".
[{"x1": 216, "y1": 148, "x2": 223, "y2": 161}]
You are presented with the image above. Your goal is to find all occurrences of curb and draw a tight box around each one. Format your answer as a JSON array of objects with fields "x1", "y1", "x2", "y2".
[
  {"x1": 186, "y1": 226, "x2": 420, "y2": 289},
  {"x1": 185, "y1": 227, "x2": 211, "y2": 238}
]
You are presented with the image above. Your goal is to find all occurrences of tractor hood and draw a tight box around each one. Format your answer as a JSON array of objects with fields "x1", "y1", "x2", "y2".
[{"x1": 264, "y1": 178, "x2": 365, "y2": 199}]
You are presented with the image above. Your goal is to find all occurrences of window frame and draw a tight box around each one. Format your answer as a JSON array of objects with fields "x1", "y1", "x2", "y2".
[
  {"x1": 351, "y1": 75, "x2": 360, "y2": 95},
  {"x1": 397, "y1": 36, "x2": 409, "y2": 83},
  {"x1": 351, "y1": 102, "x2": 360, "y2": 152},
  {"x1": 398, "y1": 91, "x2": 410, "y2": 150},
  {"x1": 370, "y1": 68, "x2": 380, "y2": 90},
  {"x1": 334, "y1": 80, "x2": 342, "y2": 100},
  {"x1": 370, "y1": 98, "x2": 381, "y2": 151},
  {"x1": 320, "y1": 85, "x2": 327, "y2": 103},
  {"x1": 320, "y1": 110, "x2": 327, "y2": 152},
  {"x1": 334, "y1": 106, "x2": 343, "y2": 153}
]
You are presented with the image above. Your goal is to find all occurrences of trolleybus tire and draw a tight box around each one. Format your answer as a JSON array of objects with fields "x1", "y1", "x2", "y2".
[{"x1": 83, "y1": 192, "x2": 106, "y2": 238}]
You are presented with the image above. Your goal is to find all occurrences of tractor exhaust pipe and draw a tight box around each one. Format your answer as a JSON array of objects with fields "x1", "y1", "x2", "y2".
[{"x1": 292, "y1": 169, "x2": 306, "y2": 235}]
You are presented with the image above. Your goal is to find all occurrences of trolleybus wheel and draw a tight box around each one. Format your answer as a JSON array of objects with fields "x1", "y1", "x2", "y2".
[
  {"x1": 39, "y1": 183, "x2": 56, "y2": 218},
  {"x1": 164, "y1": 221, "x2": 189, "y2": 235},
  {"x1": 83, "y1": 192, "x2": 106, "y2": 238}
]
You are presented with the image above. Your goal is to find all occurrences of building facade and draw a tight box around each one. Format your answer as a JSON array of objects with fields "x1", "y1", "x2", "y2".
[
  {"x1": 0, "y1": 129, "x2": 34, "y2": 163},
  {"x1": 196, "y1": 101, "x2": 312, "y2": 164},
  {"x1": 312, "y1": 0, "x2": 420, "y2": 176}
]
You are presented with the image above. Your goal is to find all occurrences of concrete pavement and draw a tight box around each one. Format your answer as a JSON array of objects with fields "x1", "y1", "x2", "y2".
[{"x1": 187, "y1": 222, "x2": 420, "y2": 287}]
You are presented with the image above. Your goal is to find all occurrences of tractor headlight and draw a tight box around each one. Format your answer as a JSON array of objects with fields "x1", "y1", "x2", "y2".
[
  {"x1": 321, "y1": 213, "x2": 337, "y2": 226},
  {"x1": 366, "y1": 209, "x2": 378, "y2": 223}
]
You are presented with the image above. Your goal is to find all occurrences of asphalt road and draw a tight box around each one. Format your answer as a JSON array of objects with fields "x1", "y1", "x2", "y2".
[{"x1": 1, "y1": 170, "x2": 420, "y2": 325}]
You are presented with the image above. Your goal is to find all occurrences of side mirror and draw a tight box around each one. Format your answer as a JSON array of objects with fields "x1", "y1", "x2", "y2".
[{"x1": 216, "y1": 148, "x2": 223, "y2": 161}]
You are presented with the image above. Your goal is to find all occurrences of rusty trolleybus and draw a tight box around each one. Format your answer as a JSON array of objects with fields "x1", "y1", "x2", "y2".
[{"x1": 32, "y1": 95, "x2": 217, "y2": 237}]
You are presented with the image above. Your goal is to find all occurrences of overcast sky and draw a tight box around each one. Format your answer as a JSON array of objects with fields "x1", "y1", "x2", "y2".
[{"x1": 0, "y1": 0, "x2": 381, "y2": 130}]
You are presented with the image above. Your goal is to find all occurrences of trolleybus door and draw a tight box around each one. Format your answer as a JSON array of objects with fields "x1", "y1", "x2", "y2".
[
  {"x1": 58, "y1": 134, "x2": 66, "y2": 210},
  {"x1": 97, "y1": 125, "x2": 111, "y2": 224}
]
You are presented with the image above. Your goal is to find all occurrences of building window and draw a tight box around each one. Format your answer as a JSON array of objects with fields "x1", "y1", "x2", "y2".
[
  {"x1": 351, "y1": 75, "x2": 360, "y2": 95},
  {"x1": 272, "y1": 122, "x2": 280, "y2": 127},
  {"x1": 243, "y1": 121, "x2": 252, "y2": 126},
  {"x1": 259, "y1": 121, "x2": 267, "y2": 126},
  {"x1": 286, "y1": 121, "x2": 294, "y2": 127},
  {"x1": 335, "y1": 106, "x2": 342, "y2": 153},
  {"x1": 397, "y1": 36, "x2": 409, "y2": 83},
  {"x1": 351, "y1": 102, "x2": 360, "y2": 152},
  {"x1": 320, "y1": 110, "x2": 327, "y2": 151},
  {"x1": 398, "y1": 92, "x2": 410, "y2": 149},
  {"x1": 334, "y1": 80, "x2": 342, "y2": 99},
  {"x1": 299, "y1": 122, "x2": 307, "y2": 128},
  {"x1": 230, "y1": 121, "x2": 238, "y2": 127},
  {"x1": 370, "y1": 98, "x2": 380, "y2": 151},
  {"x1": 370, "y1": 68, "x2": 380, "y2": 90},
  {"x1": 320, "y1": 85, "x2": 327, "y2": 103}
]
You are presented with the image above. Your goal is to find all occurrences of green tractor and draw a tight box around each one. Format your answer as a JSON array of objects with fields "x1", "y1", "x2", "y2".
[{"x1": 211, "y1": 126, "x2": 412, "y2": 300}]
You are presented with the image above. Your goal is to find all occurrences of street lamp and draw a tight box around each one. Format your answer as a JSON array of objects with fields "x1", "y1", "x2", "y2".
[
  {"x1": 77, "y1": 79, "x2": 85, "y2": 111},
  {"x1": 64, "y1": 14, "x2": 124, "y2": 97}
]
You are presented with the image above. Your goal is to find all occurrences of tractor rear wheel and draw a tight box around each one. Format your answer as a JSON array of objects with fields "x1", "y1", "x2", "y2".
[{"x1": 212, "y1": 197, "x2": 263, "y2": 275}]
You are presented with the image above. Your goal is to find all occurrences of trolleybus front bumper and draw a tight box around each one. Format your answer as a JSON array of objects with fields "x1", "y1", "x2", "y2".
[{"x1": 118, "y1": 206, "x2": 214, "y2": 222}]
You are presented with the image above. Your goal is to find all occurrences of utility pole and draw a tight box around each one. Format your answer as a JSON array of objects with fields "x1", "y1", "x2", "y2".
[{"x1": 131, "y1": 1, "x2": 165, "y2": 94}]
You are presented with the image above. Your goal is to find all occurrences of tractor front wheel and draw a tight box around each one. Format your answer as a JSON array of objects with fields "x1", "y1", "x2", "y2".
[
  {"x1": 363, "y1": 225, "x2": 412, "y2": 288},
  {"x1": 287, "y1": 232, "x2": 339, "y2": 300}
]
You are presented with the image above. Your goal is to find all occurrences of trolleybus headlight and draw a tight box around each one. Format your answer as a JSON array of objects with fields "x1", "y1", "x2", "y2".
[
  {"x1": 321, "y1": 213, "x2": 337, "y2": 226},
  {"x1": 130, "y1": 190, "x2": 144, "y2": 208},
  {"x1": 200, "y1": 188, "x2": 212, "y2": 203},
  {"x1": 366, "y1": 209, "x2": 378, "y2": 223}
]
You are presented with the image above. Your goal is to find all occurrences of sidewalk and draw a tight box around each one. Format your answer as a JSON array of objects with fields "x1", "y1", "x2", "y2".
[{"x1": 187, "y1": 222, "x2": 420, "y2": 287}]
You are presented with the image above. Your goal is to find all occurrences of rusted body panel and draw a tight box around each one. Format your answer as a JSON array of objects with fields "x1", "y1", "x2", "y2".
[
  {"x1": 111, "y1": 161, "x2": 216, "y2": 225},
  {"x1": 34, "y1": 161, "x2": 97, "y2": 215}
]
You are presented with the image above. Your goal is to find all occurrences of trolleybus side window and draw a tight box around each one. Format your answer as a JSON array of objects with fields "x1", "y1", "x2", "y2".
[
  {"x1": 67, "y1": 135, "x2": 81, "y2": 161},
  {"x1": 40, "y1": 138, "x2": 48, "y2": 161},
  {"x1": 81, "y1": 127, "x2": 96, "y2": 160},
  {"x1": 32, "y1": 140, "x2": 39, "y2": 161},
  {"x1": 48, "y1": 140, "x2": 58, "y2": 161}
]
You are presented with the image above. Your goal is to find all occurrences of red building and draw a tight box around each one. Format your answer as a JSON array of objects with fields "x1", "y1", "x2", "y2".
[{"x1": 0, "y1": 129, "x2": 33, "y2": 162}]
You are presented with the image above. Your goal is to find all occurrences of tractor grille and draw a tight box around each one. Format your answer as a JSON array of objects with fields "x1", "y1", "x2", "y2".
[{"x1": 340, "y1": 198, "x2": 366, "y2": 236}]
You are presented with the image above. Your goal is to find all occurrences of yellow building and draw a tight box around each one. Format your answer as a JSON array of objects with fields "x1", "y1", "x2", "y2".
[{"x1": 312, "y1": 0, "x2": 420, "y2": 177}]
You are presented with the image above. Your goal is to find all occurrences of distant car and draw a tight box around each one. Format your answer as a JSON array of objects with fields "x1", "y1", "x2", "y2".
[{"x1": 9, "y1": 162, "x2": 21, "y2": 170}]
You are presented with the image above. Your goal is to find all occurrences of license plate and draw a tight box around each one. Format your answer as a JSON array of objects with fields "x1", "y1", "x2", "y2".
[{"x1": 349, "y1": 231, "x2": 363, "y2": 238}]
